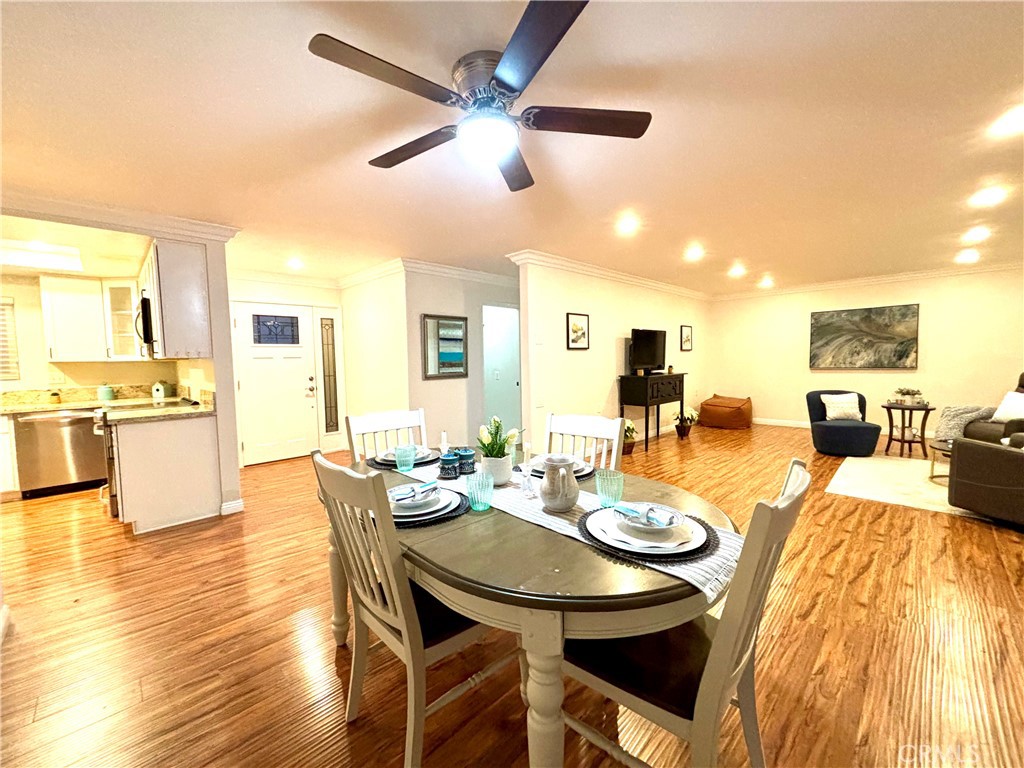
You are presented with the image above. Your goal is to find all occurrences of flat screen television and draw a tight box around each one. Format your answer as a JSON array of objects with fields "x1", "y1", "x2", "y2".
[{"x1": 629, "y1": 329, "x2": 666, "y2": 373}]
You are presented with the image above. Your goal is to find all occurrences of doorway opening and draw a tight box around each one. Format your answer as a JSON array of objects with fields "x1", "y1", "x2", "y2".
[{"x1": 481, "y1": 305, "x2": 522, "y2": 442}]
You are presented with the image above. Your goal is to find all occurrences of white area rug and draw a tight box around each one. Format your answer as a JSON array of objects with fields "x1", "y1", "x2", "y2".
[{"x1": 825, "y1": 455, "x2": 959, "y2": 514}]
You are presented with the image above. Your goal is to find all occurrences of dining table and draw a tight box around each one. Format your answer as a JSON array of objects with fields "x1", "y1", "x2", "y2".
[{"x1": 324, "y1": 454, "x2": 739, "y2": 767}]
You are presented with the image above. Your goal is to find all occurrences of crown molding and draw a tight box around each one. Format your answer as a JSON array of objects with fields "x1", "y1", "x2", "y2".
[
  {"x1": 338, "y1": 258, "x2": 405, "y2": 290},
  {"x1": 711, "y1": 262, "x2": 1022, "y2": 302},
  {"x1": 402, "y1": 258, "x2": 517, "y2": 289},
  {"x1": 1, "y1": 189, "x2": 238, "y2": 243},
  {"x1": 507, "y1": 250, "x2": 708, "y2": 300},
  {"x1": 228, "y1": 268, "x2": 341, "y2": 291}
]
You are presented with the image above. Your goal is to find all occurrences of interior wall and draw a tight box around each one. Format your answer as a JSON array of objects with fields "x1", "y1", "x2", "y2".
[
  {"x1": 228, "y1": 272, "x2": 343, "y2": 309},
  {"x1": 404, "y1": 269, "x2": 519, "y2": 446},
  {"x1": 340, "y1": 267, "x2": 410, "y2": 419},
  {"x1": 518, "y1": 260, "x2": 711, "y2": 452},
  {"x1": 1, "y1": 274, "x2": 178, "y2": 391},
  {"x1": 709, "y1": 266, "x2": 1024, "y2": 426}
]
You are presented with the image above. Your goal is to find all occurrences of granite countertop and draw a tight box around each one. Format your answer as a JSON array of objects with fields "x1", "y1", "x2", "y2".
[
  {"x1": 3, "y1": 398, "x2": 215, "y2": 423},
  {"x1": 103, "y1": 403, "x2": 215, "y2": 425}
]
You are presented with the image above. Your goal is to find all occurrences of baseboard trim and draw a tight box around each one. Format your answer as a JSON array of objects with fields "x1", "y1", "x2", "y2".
[
  {"x1": 753, "y1": 418, "x2": 810, "y2": 429},
  {"x1": 1, "y1": 604, "x2": 10, "y2": 643},
  {"x1": 221, "y1": 499, "x2": 244, "y2": 515},
  {"x1": 1, "y1": 491, "x2": 21, "y2": 503}
]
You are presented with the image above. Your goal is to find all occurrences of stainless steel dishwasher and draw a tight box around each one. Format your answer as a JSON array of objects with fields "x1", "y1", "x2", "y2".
[{"x1": 14, "y1": 410, "x2": 107, "y2": 496}]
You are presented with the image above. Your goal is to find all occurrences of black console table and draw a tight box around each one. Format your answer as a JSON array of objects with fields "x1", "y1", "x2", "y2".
[{"x1": 618, "y1": 373, "x2": 687, "y2": 451}]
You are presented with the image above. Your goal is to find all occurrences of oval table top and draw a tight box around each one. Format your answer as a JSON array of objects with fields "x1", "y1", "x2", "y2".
[{"x1": 354, "y1": 460, "x2": 736, "y2": 613}]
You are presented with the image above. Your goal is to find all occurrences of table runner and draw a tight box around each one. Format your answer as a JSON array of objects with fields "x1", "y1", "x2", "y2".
[{"x1": 400, "y1": 464, "x2": 743, "y2": 602}]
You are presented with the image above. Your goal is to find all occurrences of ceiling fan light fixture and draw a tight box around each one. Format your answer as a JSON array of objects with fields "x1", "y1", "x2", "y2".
[{"x1": 457, "y1": 109, "x2": 519, "y2": 167}]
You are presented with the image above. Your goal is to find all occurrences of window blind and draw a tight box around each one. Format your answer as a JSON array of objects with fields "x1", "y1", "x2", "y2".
[{"x1": 1, "y1": 297, "x2": 20, "y2": 380}]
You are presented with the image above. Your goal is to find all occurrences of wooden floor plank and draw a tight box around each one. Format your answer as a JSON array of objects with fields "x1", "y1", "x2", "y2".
[{"x1": 3, "y1": 425, "x2": 1022, "y2": 766}]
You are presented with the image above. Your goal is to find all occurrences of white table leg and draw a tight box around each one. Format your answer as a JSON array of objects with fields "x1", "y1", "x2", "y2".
[
  {"x1": 521, "y1": 609, "x2": 565, "y2": 767},
  {"x1": 328, "y1": 529, "x2": 350, "y2": 646}
]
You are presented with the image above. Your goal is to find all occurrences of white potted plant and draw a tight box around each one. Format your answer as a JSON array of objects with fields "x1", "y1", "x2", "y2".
[{"x1": 477, "y1": 416, "x2": 519, "y2": 486}]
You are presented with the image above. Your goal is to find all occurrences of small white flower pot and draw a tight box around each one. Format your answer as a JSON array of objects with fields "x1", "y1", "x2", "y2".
[{"x1": 481, "y1": 455, "x2": 513, "y2": 486}]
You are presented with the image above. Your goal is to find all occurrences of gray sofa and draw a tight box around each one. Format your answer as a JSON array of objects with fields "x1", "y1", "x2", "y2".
[
  {"x1": 963, "y1": 372, "x2": 1024, "y2": 444},
  {"x1": 949, "y1": 436, "x2": 1024, "y2": 527}
]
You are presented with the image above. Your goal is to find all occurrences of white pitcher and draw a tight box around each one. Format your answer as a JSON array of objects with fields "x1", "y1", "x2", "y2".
[{"x1": 539, "y1": 454, "x2": 580, "y2": 513}]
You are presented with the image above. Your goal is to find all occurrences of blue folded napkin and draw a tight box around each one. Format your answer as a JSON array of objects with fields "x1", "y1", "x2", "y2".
[{"x1": 613, "y1": 502, "x2": 679, "y2": 528}]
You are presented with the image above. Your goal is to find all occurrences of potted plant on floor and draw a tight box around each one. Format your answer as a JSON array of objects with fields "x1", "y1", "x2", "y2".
[
  {"x1": 622, "y1": 419, "x2": 637, "y2": 455},
  {"x1": 477, "y1": 416, "x2": 519, "y2": 486},
  {"x1": 674, "y1": 406, "x2": 699, "y2": 438}
]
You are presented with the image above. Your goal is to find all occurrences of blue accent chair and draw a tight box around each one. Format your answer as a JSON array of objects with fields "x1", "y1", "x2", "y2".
[{"x1": 806, "y1": 390, "x2": 881, "y2": 457}]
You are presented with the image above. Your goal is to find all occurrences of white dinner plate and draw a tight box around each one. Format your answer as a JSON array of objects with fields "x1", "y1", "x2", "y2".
[
  {"x1": 585, "y1": 508, "x2": 707, "y2": 556},
  {"x1": 387, "y1": 483, "x2": 440, "y2": 510},
  {"x1": 530, "y1": 455, "x2": 592, "y2": 476},
  {"x1": 376, "y1": 445, "x2": 431, "y2": 463},
  {"x1": 613, "y1": 502, "x2": 686, "y2": 532},
  {"x1": 391, "y1": 488, "x2": 460, "y2": 518}
]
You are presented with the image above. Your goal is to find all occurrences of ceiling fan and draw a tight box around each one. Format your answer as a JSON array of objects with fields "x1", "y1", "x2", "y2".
[{"x1": 308, "y1": 0, "x2": 652, "y2": 192}]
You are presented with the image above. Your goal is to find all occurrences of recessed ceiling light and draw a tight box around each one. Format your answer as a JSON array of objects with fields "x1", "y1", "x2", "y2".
[
  {"x1": 614, "y1": 210, "x2": 642, "y2": 238},
  {"x1": 727, "y1": 262, "x2": 747, "y2": 279},
  {"x1": 968, "y1": 185, "x2": 1010, "y2": 208},
  {"x1": 757, "y1": 274, "x2": 775, "y2": 289},
  {"x1": 683, "y1": 242, "x2": 705, "y2": 262},
  {"x1": 987, "y1": 104, "x2": 1024, "y2": 139},
  {"x1": 954, "y1": 248, "x2": 981, "y2": 265},
  {"x1": 286, "y1": 256, "x2": 304, "y2": 270},
  {"x1": 0, "y1": 239, "x2": 83, "y2": 271},
  {"x1": 960, "y1": 225, "x2": 991, "y2": 245}
]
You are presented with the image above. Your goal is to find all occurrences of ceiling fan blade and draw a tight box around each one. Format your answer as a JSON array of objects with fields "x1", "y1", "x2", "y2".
[
  {"x1": 498, "y1": 147, "x2": 535, "y2": 192},
  {"x1": 369, "y1": 126, "x2": 458, "y2": 168},
  {"x1": 492, "y1": 1, "x2": 588, "y2": 99},
  {"x1": 520, "y1": 106, "x2": 652, "y2": 138},
  {"x1": 309, "y1": 34, "x2": 466, "y2": 108}
]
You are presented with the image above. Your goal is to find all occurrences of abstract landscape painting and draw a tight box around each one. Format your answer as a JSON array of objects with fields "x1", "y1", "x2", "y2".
[{"x1": 809, "y1": 304, "x2": 919, "y2": 369}]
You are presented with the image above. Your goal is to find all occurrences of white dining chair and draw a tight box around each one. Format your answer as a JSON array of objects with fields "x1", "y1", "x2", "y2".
[
  {"x1": 545, "y1": 413, "x2": 626, "y2": 470},
  {"x1": 560, "y1": 458, "x2": 812, "y2": 768},
  {"x1": 312, "y1": 451, "x2": 517, "y2": 767},
  {"x1": 346, "y1": 408, "x2": 428, "y2": 461}
]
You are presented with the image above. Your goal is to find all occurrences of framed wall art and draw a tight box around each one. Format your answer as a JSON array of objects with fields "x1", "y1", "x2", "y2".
[
  {"x1": 567, "y1": 313, "x2": 589, "y2": 350},
  {"x1": 422, "y1": 314, "x2": 468, "y2": 379},
  {"x1": 809, "y1": 304, "x2": 919, "y2": 369},
  {"x1": 680, "y1": 325, "x2": 693, "y2": 352}
]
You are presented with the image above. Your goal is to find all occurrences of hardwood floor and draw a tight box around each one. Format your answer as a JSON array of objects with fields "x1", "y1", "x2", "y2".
[{"x1": 2, "y1": 424, "x2": 1022, "y2": 767}]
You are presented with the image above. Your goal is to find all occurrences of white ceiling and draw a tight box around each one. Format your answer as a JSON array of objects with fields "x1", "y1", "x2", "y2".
[
  {"x1": 0, "y1": 214, "x2": 151, "y2": 277},
  {"x1": 2, "y1": 2, "x2": 1021, "y2": 294}
]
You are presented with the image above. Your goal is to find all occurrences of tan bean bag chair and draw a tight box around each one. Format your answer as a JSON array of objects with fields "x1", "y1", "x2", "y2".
[{"x1": 699, "y1": 394, "x2": 753, "y2": 429}]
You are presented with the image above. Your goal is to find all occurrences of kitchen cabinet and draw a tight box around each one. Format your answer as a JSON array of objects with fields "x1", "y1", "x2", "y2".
[
  {"x1": 139, "y1": 240, "x2": 212, "y2": 359},
  {"x1": 39, "y1": 276, "x2": 108, "y2": 362},
  {"x1": 102, "y1": 279, "x2": 142, "y2": 360},
  {"x1": 112, "y1": 414, "x2": 220, "y2": 533},
  {"x1": 0, "y1": 416, "x2": 19, "y2": 499},
  {"x1": 39, "y1": 277, "x2": 145, "y2": 362}
]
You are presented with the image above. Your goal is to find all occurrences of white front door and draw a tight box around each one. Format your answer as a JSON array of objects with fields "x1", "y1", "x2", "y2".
[{"x1": 233, "y1": 303, "x2": 318, "y2": 465}]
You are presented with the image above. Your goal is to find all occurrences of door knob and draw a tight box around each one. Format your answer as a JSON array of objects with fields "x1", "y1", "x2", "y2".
[
  {"x1": 307, "y1": 386, "x2": 315, "y2": 392},
  {"x1": 308, "y1": 376, "x2": 314, "y2": 382}
]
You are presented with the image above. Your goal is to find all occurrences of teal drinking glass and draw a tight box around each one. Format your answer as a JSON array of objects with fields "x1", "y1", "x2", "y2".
[
  {"x1": 467, "y1": 471, "x2": 495, "y2": 511},
  {"x1": 395, "y1": 444, "x2": 417, "y2": 472},
  {"x1": 596, "y1": 469, "x2": 625, "y2": 507}
]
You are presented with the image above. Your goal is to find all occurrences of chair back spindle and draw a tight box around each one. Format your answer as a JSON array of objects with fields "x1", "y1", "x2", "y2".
[
  {"x1": 346, "y1": 409, "x2": 428, "y2": 462},
  {"x1": 312, "y1": 451, "x2": 418, "y2": 636},
  {"x1": 545, "y1": 414, "x2": 625, "y2": 471}
]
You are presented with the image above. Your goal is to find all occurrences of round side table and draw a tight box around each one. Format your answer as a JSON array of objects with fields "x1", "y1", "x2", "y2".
[{"x1": 881, "y1": 403, "x2": 936, "y2": 457}]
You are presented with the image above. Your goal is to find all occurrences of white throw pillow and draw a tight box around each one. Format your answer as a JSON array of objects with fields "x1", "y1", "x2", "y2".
[
  {"x1": 821, "y1": 393, "x2": 862, "y2": 421},
  {"x1": 991, "y1": 391, "x2": 1024, "y2": 423}
]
